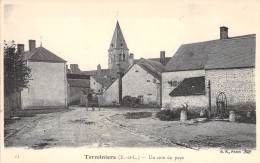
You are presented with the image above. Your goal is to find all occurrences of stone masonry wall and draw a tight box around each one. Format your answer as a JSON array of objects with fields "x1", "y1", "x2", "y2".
[
  {"x1": 205, "y1": 68, "x2": 255, "y2": 107},
  {"x1": 122, "y1": 64, "x2": 160, "y2": 105},
  {"x1": 162, "y1": 70, "x2": 206, "y2": 109}
]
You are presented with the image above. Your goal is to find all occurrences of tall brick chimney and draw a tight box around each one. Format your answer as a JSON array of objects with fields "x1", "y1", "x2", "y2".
[
  {"x1": 29, "y1": 40, "x2": 36, "y2": 51},
  {"x1": 17, "y1": 44, "x2": 24, "y2": 53},
  {"x1": 220, "y1": 26, "x2": 228, "y2": 39},
  {"x1": 160, "y1": 51, "x2": 165, "y2": 63},
  {"x1": 97, "y1": 64, "x2": 101, "y2": 74}
]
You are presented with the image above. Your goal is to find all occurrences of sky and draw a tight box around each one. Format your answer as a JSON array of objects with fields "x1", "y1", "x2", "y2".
[{"x1": 3, "y1": 0, "x2": 260, "y2": 71}]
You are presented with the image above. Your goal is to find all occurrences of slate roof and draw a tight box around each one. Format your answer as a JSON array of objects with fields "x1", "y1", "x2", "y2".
[
  {"x1": 23, "y1": 47, "x2": 66, "y2": 63},
  {"x1": 165, "y1": 34, "x2": 256, "y2": 71},
  {"x1": 67, "y1": 79, "x2": 90, "y2": 88},
  {"x1": 108, "y1": 21, "x2": 128, "y2": 50},
  {"x1": 92, "y1": 76, "x2": 114, "y2": 88},
  {"x1": 169, "y1": 76, "x2": 205, "y2": 97}
]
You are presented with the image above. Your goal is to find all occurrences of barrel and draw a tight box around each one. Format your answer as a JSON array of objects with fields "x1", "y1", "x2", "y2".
[
  {"x1": 229, "y1": 111, "x2": 236, "y2": 122},
  {"x1": 180, "y1": 110, "x2": 187, "y2": 121}
]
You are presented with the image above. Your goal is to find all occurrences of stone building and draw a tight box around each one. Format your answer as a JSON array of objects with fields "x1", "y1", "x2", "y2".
[
  {"x1": 20, "y1": 40, "x2": 67, "y2": 109},
  {"x1": 122, "y1": 58, "x2": 164, "y2": 106},
  {"x1": 162, "y1": 27, "x2": 256, "y2": 110}
]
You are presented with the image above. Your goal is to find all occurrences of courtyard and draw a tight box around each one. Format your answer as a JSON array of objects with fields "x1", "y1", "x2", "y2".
[{"x1": 4, "y1": 107, "x2": 256, "y2": 150}]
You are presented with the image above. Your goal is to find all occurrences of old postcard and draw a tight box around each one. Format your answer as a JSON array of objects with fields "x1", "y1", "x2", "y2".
[{"x1": 1, "y1": 0, "x2": 259, "y2": 162}]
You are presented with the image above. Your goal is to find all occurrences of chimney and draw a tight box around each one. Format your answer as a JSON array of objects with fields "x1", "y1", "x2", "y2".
[
  {"x1": 17, "y1": 44, "x2": 24, "y2": 53},
  {"x1": 220, "y1": 26, "x2": 228, "y2": 39},
  {"x1": 97, "y1": 64, "x2": 101, "y2": 74},
  {"x1": 129, "y1": 53, "x2": 134, "y2": 67},
  {"x1": 70, "y1": 64, "x2": 80, "y2": 74},
  {"x1": 160, "y1": 51, "x2": 165, "y2": 63},
  {"x1": 29, "y1": 40, "x2": 36, "y2": 51}
]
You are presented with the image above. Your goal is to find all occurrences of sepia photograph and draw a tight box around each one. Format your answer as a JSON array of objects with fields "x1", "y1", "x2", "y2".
[{"x1": 1, "y1": 0, "x2": 259, "y2": 162}]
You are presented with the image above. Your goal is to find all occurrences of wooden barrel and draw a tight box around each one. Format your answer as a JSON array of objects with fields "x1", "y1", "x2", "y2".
[{"x1": 229, "y1": 111, "x2": 236, "y2": 122}]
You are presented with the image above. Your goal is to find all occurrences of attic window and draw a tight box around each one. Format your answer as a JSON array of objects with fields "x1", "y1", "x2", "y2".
[
  {"x1": 147, "y1": 80, "x2": 150, "y2": 82},
  {"x1": 135, "y1": 70, "x2": 139, "y2": 72},
  {"x1": 153, "y1": 79, "x2": 156, "y2": 83}
]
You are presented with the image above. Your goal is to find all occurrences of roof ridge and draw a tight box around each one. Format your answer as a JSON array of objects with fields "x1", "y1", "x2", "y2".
[{"x1": 183, "y1": 34, "x2": 256, "y2": 46}]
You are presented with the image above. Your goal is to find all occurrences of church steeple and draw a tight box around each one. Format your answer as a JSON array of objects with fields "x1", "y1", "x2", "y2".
[
  {"x1": 108, "y1": 21, "x2": 130, "y2": 70},
  {"x1": 109, "y1": 21, "x2": 128, "y2": 51}
]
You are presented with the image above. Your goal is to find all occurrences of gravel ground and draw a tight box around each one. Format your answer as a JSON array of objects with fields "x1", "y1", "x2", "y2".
[{"x1": 4, "y1": 107, "x2": 256, "y2": 150}]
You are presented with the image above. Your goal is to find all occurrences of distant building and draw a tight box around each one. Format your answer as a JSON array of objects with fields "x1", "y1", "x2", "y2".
[
  {"x1": 67, "y1": 78, "x2": 90, "y2": 105},
  {"x1": 20, "y1": 40, "x2": 67, "y2": 109},
  {"x1": 162, "y1": 27, "x2": 256, "y2": 110}
]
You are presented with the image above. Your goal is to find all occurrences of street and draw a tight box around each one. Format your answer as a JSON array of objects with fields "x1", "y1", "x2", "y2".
[{"x1": 4, "y1": 107, "x2": 256, "y2": 149}]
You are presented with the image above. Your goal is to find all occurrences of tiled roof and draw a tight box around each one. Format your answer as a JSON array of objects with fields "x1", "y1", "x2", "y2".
[
  {"x1": 81, "y1": 69, "x2": 118, "y2": 79},
  {"x1": 135, "y1": 58, "x2": 163, "y2": 80},
  {"x1": 169, "y1": 76, "x2": 205, "y2": 96},
  {"x1": 67, "y1": 79, "x2": 90, "y2": 88},
  {"x1": 134, "y1": 57, "x2": 171, "y2": 66},
  {"x1": 92, "y1": 76, "x2": 113, "y2": 88},
  {"x1": 165, "y1": 34, "x2": 256, "y2": 71},
  {"x1": 67, "y1": 74, "x2": 91, "y2": 79},
  {"x1": 23, "y1": 47, "x2": 66, "y2": 63}
]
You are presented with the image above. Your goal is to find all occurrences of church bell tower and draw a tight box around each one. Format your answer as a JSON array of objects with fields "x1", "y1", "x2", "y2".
[{"x1": 108, "y1": 21, "x2": 130, "y2": 70}]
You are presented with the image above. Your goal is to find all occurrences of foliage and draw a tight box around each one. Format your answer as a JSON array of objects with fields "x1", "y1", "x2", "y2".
[
  {"x1": 4, "y1": 41, "x2": 31, "y2": 96},
  {"x1": 156, "y1": 109, "x2": 179, "y2": 121},
  {"x1": 124, "y1": 112, "x2": 152, "y2": 119}
]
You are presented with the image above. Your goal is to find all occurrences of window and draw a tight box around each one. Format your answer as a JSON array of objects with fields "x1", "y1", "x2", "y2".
[
  {"x1": 94, "y1": 82, "x2": 95, "y2": 85},
  {"x1": 135, "y1": 70, "x2": 139, "y2": 72},
  {"x1": 122, "y1": 54, "x2": 125, "y2": 61},
  {"x1": 153, "y1": 79, "x2": 156, "y2": 83},
  {"x1": 98, "y1": 89, "x2": 100, "y2": 92},
  {"x1": 119, "y1": 54, "x2": 122, "y2": 61},
  {"x1": 147, "y1": 80, "x2": 150, "y2": 82}
]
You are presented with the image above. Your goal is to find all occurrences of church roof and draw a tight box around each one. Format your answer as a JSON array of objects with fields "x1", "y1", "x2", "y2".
[
  {"x1": 108, "y1": 21, "x2": 128, "y2": 50},
  {"x1": 23, "y1": 47, "x2": 66, "y2": 63}
]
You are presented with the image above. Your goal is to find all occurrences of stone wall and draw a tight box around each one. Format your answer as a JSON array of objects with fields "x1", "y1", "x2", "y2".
[
  {"x1": 21, "y1": 62, "x2": 67, "y2": 109},
  {"x1": 162, "y1": 70, "x2": 206, "y2": 109},
  {"x1": 98, "y1": 79, "x2": 119, "y2": 106},
  {"x1": 205, "y1": 68, "x2": 255, "y2": 107},
  {"x1": 122, "y1": 64, "x2": 160, "y2": 105}
]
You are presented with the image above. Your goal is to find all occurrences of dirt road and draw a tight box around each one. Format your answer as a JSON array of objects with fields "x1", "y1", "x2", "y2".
[{"x1": 4, "y1": 107, "x2": 256, "y2": 149}]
